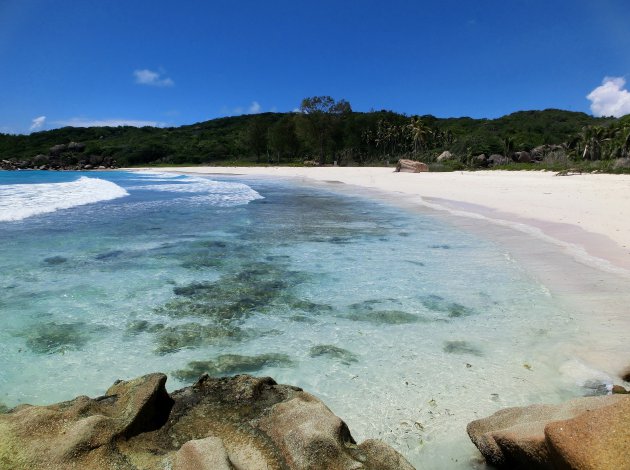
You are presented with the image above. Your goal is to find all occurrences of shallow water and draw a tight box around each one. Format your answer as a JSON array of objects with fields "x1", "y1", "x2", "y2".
[{"x1": 0, "y1": 170, "x2": 608, "y2": 468}]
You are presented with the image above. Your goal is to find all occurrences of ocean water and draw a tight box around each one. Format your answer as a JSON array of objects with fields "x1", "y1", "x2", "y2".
[{"x1": 0, "y1": 170, "x2": 607, "y2": 468}]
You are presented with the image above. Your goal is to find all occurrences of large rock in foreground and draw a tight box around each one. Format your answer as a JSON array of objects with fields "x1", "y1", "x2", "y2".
[
  {"x1": 467, "y1": 394, "x2": 630, "y2": 469},
  {"x1": 0, "y1": 373, "x2": 413, "y2": 470}
]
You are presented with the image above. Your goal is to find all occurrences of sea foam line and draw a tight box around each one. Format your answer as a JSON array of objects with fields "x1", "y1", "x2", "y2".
[
  {"x1": 0, "y1": 176, "x2": 129, "y2": 222},
  {"x1": 126, "y1": 173, "x2": 264, "y2": 206}
]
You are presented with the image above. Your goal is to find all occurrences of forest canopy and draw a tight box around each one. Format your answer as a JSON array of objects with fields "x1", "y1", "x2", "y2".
[{"x1": 1, "y1": 97, "x2": 627, "y2": 171}]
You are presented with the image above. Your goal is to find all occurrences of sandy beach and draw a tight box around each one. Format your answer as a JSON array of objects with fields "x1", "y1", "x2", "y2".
[{"x1": 152, "y1": 166, "x2": 630, "y2": 378}]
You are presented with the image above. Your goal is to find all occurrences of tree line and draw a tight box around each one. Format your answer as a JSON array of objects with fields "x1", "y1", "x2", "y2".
[{"x1": 1, "y1": 96, "x2": 628, "y2": 171}]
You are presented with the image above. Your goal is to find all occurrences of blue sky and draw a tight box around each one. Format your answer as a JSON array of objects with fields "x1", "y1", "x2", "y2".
[{"x1": 1, "y1": 0, "x2": 629, "y2": 134}]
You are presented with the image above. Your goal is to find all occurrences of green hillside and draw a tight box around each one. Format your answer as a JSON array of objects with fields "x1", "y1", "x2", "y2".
[{"x1": 0, "y1": 102, "x2": 626, "y2": 170}]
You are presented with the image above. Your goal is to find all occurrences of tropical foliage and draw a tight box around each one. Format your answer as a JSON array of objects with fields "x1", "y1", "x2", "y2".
[{"x1": 0, "y1": 96, "x2": 627, "y2": 171}]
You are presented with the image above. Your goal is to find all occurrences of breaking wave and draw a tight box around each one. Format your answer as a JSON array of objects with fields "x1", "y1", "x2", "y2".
[
  {"x1": 127, "y1": 173, "x2": 264, "y2": 207},
  {"x1": 0, "y1": 176, "x2": 129, "y2": 222}
]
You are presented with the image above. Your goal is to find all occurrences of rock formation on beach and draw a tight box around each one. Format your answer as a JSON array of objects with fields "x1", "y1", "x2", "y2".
[
  {"x1": 0, "y1": 141, "x2": 117, "y2": 170},
  {"x1": 436, "y1": 151, "x2": 455, "y2": 162},
  {"x1": 395, "y1": 159, "x2": 428, "y2": 173},
  {"x1": 467, "y1": 394, "x2": 630, "y2": 469},
  {"x1": 0, "y1": 373, "x2": 413, "y2": 470}
]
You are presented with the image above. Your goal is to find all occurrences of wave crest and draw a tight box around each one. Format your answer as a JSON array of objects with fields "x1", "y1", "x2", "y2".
[
  {"x1": 0, "y1": 176, "x2": 129, "y2": 222},
  {"x1": 128, "y1": 174, "x2": 263, "y2": 206}
]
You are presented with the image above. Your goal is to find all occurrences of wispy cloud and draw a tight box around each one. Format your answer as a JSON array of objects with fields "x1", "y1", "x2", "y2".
[
  {"x1": 221, "y1": 101, "x2": 266, "y2": 116},
  {"x1": 56, "y1": 118, "x2": 166, "y2": 128},
  {"x1": 587, "y1": 76, "x2": 630, "y2": 117},
  {"x1": 30, "y1": 115, "x2": 46, "y2": 132},
  {"x1": 133, "y1": 68, "x2": 174, "y2": 87},
  {"x1": 248, "y1": 101, "x2": 262, "y2": 114}
]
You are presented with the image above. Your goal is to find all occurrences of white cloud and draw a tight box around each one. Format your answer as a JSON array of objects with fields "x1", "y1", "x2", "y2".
[
  {"x1": 587, "y1": 76, "x2": 630, "y2": 117},
  {"x1": 133, "y1": 68, "x2": 174, "y2": 87},
  {"x1": 220, "y1": 101, "x2": 267, "y2": 116},
  {"x1": 56, "y1": 118, "x2": 166, "y2": 128},
  {"x1": 30, "y1": 115, "x2": 46, "y2": 131},
  {"x1": 248, "y1": 101, "x2": 262, "y2": 114}
]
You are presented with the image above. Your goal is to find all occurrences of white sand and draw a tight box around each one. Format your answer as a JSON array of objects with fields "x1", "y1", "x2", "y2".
[{"x1": 154, "y1": 167, "x2": 630, "y2": 273}]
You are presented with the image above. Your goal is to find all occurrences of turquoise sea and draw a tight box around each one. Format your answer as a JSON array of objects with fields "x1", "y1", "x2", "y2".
[{"x1": 0, "y1": 170, "x2": 608, "y2": 468}]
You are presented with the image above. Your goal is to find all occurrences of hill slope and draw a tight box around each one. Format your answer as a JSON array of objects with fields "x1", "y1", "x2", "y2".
[{"x1": 0, "y1": 109, "x2": 614, "y2": 167}]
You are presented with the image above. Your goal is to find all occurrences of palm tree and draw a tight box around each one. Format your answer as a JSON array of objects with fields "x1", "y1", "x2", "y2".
[
  {"x1": 502, "y1": 136, "x2": 514, "y2": 159},
  {"x1": 407, "y1": 117, "x2": 432, "y2": 156},
  {"x1": 375, "y1": 120, "x2": 389, "y2": 159},
  {"x1": 608, "y1": 126, "x2": 630, "y2": 159},
  {"x1": 443, "y1": 129, "x2": 454, "y2": 148},
  {"x1": 563, "y1": 135, "x2": 581, "y2": 160},
  {"x1": 581, "y1": 126, "x2": 608, "y2": 160},
  {"x1": 621, "y1": 127, "x2": 630, "y2": 158}
]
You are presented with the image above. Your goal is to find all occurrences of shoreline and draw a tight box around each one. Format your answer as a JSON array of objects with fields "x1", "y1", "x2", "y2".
[
  {"x1": 3, "y1": 168, "x2": 628, "y2": 469},
  {"x1": 141, "y1": 167, "x2": 630, "y2": 273},
  {"x1": 140, "y1": 166, "x2": 630, "y2": 379}
]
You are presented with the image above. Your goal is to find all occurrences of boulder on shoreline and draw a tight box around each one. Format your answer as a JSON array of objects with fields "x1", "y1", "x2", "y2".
[
  {"x1": 512, "y1": 151, "x2": 532, "y2": 163},
  {"x1": 395, "y1": 159, "x2": 428, "y2": 173},
  {"x1": 488, "y1": 154, "x2": 510, "y2": 166},
  {"x1": 436, "y1": 151, "x2": 454, "y2": 162},
  {"x1": 0, "y1": 142, "x2": 118, "y2": 171},
  {"x1": 0, "y1": 157, "x2": 117, "y2": 171},
  {"x1": 467, "y1": 394, "x2": 630, "y2": 469},
  {"x1": 0, "y1": 373, "x2": 414, "y2": 470}
]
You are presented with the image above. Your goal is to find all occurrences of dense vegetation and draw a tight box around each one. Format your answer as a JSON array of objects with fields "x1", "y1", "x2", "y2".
[{"x1": 1, "y1": 97, "x2": 629, "y2": 171}]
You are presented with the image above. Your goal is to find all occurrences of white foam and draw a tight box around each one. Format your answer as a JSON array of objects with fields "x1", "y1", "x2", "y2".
[
  {"x1": 128, "y1": 176, "x2": 264, "y2": 206},
  {"x1": 0, "y1": 176, "x2": 129, "y2": 222},
  {"x1": 130, "y1": 170, "x2": 180, "y2": 178},
  {"x1": 127, "y1": 170, "x2": 182, "y2": 181},
  {"x1": 559, "y1": 359, "x2": 613, "y2": 391}
]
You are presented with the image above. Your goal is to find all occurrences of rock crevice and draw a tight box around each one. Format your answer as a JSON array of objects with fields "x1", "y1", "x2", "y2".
[{"x1": 0, "y1": 373, "x2": 413, "y2": 470}]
